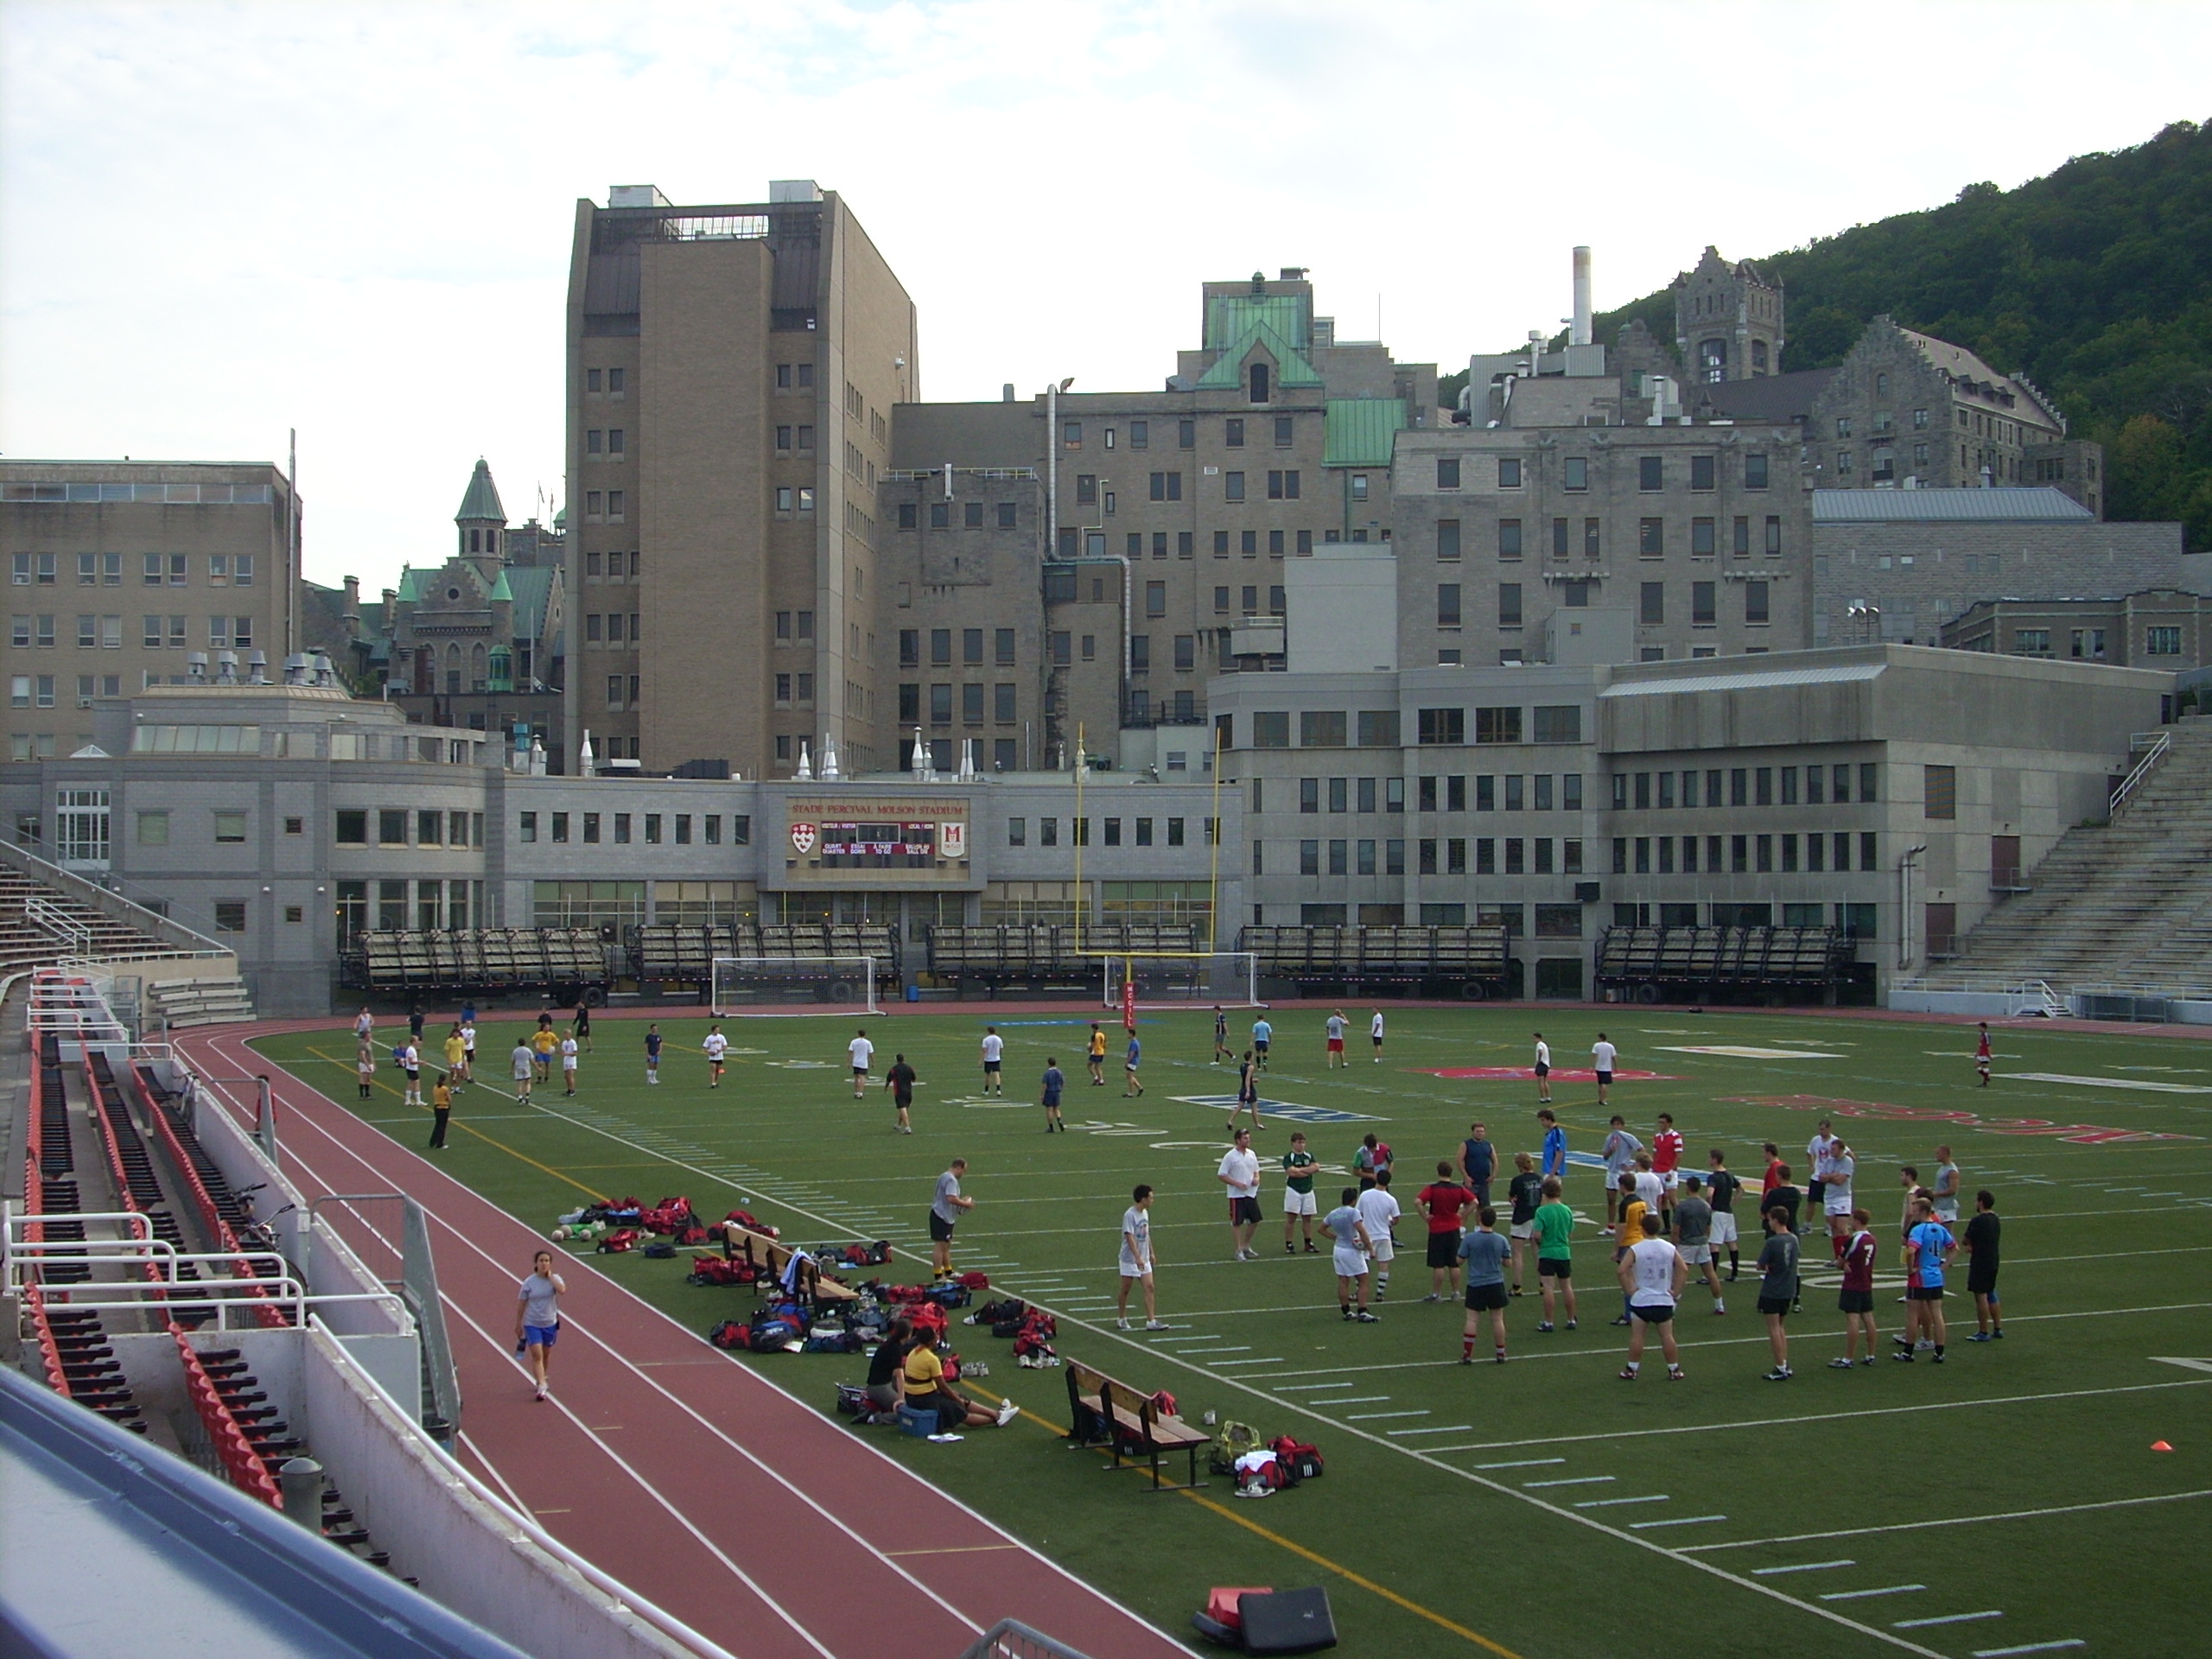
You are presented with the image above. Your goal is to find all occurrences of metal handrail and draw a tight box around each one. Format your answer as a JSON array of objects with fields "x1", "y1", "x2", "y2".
[
  {"x1": 957, "y1": 1620, "x2": 1096, "y2": 1659},
  {"x1": 2109, "y1": 729, "x2": 2171, "y2": 817}
]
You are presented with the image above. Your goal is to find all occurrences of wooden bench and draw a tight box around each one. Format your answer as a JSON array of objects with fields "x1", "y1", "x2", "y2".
[
  {"x1": 1063, "y1": 1356, "x2": 1210, "y2": 1491},
  {"x1": 716, "y1": 1224, "x2": 857, "y2": 1306}
]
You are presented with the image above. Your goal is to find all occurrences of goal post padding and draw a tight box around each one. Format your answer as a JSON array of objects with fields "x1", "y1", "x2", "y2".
[
  {"x1": 711, "y1": 956, "x2": 884, "y2": 1016},
  {"x1": 1089, "y1": 952, "x2": 1263, "y2": 1010}
]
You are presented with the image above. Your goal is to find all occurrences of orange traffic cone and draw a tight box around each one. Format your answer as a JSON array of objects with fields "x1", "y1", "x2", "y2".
[{"x1": 2152, "y1": 1440, "x2": 2174, "y2": 1452}]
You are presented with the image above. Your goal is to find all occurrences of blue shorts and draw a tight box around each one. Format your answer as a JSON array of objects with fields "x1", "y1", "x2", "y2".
[{"x1": 524, "y1": 1323, "x2": 559, "y2": 1350}]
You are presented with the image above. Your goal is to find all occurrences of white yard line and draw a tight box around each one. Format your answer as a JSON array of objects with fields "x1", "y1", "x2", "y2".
[
  {"x1": 1821, "y1": 1586, "x2": 1925, "y2": 1602},
  {"x1": 1680, "y1": 1486, "x2": 2212, "y2": 1551}
]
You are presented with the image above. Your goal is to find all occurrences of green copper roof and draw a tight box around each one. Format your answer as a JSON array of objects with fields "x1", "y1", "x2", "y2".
[
  {"x1": 393, "y1": 567, "x2": 421, "y2": 603},
  {"x1": 454, "y1": 458, "x2": 505, "y2": 525},
  {"x1": 1323, "y1": 398, "x2": 1408, "y2": 467},
  {"x1": 488, "y1": 568, "x2": 515, "y2": 602},
  {"x1": 1195, "y1": 317, "x2": 1324, "y2": 391},
  {"x1": 1206, "y1": 293, "x2": 1310, "y2": 351}
]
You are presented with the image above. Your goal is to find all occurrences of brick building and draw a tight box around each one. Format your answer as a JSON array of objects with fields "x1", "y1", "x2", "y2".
[{"x1": 1942, "y1": 588, "x2": 2212, "y2": 668}]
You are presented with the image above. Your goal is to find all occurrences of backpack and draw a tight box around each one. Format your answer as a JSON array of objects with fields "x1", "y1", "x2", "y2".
[
  {"x1": 835, "y1": 1383, "x2": 872, "y2": 1416},
  {"x1": 709, "y1": 1319, "x2": 749, "y2": 1350},
  {"x1": 957, "y1": 1270, "x2": 990, "y2": 1289},
  {"x1": 925, "y1": 1282, "x2": 971, "y2": 1308},
  {"x1": 678, "y1": 1226, "x2": 709, "y2": 1247},
  {"x1": 1237, "y1": 1457, "x2": 1292, "y2": 1497},
  {"x1": 804, "y1": 1329, "x2": 861, "y2": 1354},
  {"x1": 1269, "y1": 1434, "x2": 1323, "y2": 1481},
  {"x1": 972, "y1": 1298, "x2": 1025, "y2": 1328},
  {"x1": 749, "y1": 1318, "x2": 801, "y2": 1353},
  {"x1": 596, "y1": 1228, "x2": 641, "y2": 1255},
  {"x1": 1152, "y1": 1389, "x2": 1179, "y2": 1420},
  {"x1": 1210, "y1": 1421, "x2": 1262, "y2": 1476},
  {"x1": 642, "y1": 1240, "x2": 677, "y2": 1259}
]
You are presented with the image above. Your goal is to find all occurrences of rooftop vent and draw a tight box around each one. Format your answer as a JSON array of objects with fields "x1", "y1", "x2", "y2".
[{"x1": 609, "y1": 185, "x2": 672, "y2": 209}]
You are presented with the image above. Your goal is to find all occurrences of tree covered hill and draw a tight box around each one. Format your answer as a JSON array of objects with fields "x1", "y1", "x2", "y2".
[{"x1": 1567, "y1": 119, "x2": 2212, "y2": 545}]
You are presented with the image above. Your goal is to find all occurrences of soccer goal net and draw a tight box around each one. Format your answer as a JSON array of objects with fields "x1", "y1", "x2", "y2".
[
  {"x1": 1090, "y1": 951, "x2": 1264, "y2": 1011},
  {"x1": 711, "y1": 956, "x2": 885, "y2": 1016}
]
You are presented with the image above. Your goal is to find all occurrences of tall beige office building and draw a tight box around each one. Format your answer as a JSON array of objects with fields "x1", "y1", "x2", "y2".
[
  {"x1": 563, "y1": 181, "x2": 918, "y2": 778},
  {"x1": 0, "y1": 461, "x2": 302, "y2": 768}
]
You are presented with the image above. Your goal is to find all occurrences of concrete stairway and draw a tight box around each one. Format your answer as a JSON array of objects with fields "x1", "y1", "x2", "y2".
[
  {"x1": 144, "y1": 976, "x2": 257, "y2": 1027},
  {"x1": 1925, "y1": 719, "x2": 2212, "y2": 992},
  {"x1": 0, "y1": 869, "x2": 183, "y2": 975}
]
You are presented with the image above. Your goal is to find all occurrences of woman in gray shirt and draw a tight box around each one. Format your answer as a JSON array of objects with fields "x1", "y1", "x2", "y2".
[{"x1": 516, "y1": 1249, "x2": 567, "y2": 1402}]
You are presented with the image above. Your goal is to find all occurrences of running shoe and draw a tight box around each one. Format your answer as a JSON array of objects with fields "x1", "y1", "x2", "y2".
[
  {"x1": 1535, "y1": 1321, "x2": 1555, "y2": 1332},
  {"x1": 995, "y1": 1400, "x2": 1020, "y2": 1427},
  {"x1": 1762, "y1": 1367, "x2": 1791, "y2": 1382},
  {"x1": 1618, "y1": 1367, "x2": 1637, "y2": 1382},
  {"x1": 1668, "y1": 1365, "x2": 1686, "y2": 1381},
  {"x1": 1144, "y1": 1320, "x2": 1170, "y2": 1332},
  {"x1": 1827, "y1": 1357, "x2": 1854, "y2": 1370},
  {"x1": 1116, "y1": 1318, "x2": 1131, "y2": 1331},
  {"x1": 1354, "y1": 1309, "x2": 1379, "y2": 1323},
  {"x1": 1967, "y1": 1331, "x2": 1993, "y2": 1343}
]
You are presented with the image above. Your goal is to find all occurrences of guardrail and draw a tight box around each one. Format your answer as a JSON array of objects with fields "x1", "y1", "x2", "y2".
[
  {"x1": 0, "y1": 833, "x2": 235, "y2": 962},
  {"x1": 2108, "y1": 729, "x2": 2172, "y2": 818}
]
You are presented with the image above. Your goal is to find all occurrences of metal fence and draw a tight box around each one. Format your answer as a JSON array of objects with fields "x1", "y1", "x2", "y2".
[{"x1": 955, "y1": 1620, "x2": 1096, "y2": 1659}]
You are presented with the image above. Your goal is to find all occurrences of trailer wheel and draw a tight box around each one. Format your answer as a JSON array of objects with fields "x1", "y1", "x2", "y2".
[
  {"x1": 1636, "y1": 982, "x2": 1662, "y2": 1004},
  {"x1": 830, "y1": 978, "x2": 861, "y2": 1004},
  {"x1": 1459, "y1": 982, "x2": 1488, "y2": 1002},
  {"x1": 584, "y1": 984, "x2": 609, "y2": 1008}
]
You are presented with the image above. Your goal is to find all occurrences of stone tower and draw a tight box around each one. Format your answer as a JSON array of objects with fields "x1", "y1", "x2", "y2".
[
  {"x1": 454, "y1": 458, "x2": 506, "y2": 572},
  {"x1": 1672, "y1": 247, "x2": 1785, "y2": 383}
]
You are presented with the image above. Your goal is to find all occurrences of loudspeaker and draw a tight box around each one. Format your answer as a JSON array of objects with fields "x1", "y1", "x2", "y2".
[{"x1": 1237, "y1": 1587, "x2": 1337, "y2": 1655}]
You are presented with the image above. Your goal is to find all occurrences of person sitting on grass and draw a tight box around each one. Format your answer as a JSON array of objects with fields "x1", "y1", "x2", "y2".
[
  {"x1": 861, "y1": 1317, "x2": 913, "y2": 1422},
  {"x1": 901, "y1": 1326, "x2": 1018, "y2": 1438}
]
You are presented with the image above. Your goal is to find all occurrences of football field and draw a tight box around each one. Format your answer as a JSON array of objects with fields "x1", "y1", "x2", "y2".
[{"x1": 252, "y1": 1005, "x2": 2212, "y2": 1659}]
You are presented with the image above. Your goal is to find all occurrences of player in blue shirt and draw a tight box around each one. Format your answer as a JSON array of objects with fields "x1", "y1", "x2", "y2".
[
  {"x1": 1040, "y1": 1057, "x2": 1066, "y2": 1133},
  {"x1": 1897, "y1": 1197, "x2": 1955, "y2": 1363},
  {"x1": 1123, "y1": 1034, "x2": 1144, "y2": 1097},
  {"x1": 1251, "y1": 1017, "x2": 1273, "y2": 1071},
  {"x1": 643, "y1": 1023, "x2": 663, "y2": 1085},
  {"x1": 1538, "y1": 1109, "x2": 1567, "y2": 1185}
]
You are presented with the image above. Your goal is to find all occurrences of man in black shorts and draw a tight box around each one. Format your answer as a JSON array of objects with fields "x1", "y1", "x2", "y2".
[
  {"x1": 1965, "y1": 1189, "x2": 2004, "y2": 1341},
  {"x1": 1755, "y1": 1204, "x2": 1799, "y2": 1381},
  {"x1": 886, "y1": 1052, "x2": 918, "y2": 1135},
  {"x1": 1458, "y1": 1207, "x2": 1511, "y2": 1363},
  {"x1": 929, "y1": 1159, "x2": 972, "y2": 1281}
]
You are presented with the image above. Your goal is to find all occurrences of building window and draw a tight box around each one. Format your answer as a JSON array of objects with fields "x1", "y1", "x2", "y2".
[
  {"x1": 1692, "y1": 582, "x2": 1716, "y2": 626},
  {"x1": 1691, "y1": 518, "x2": 1715, "y2": 556},
  {"x1": 1498, "y1": 519, "x2": 1522, "y2": 560},
  {"x1": 1924, "y1": 764, "x2": 1957, "y2": 820},
  {"x1": 1745, "y1": 452, "x2": 1770, "y2": 489},
  {"x1": 212, "y1": 810, "x2": 246, "y2": 843},
  {"x1": 1498, "y1": 582, "x2": 1522, "y2": 629},
  {"x1": 1563, "y1": 456, "x2": 1587, "y2": 491},
  {"x1": 213, "y1": 900, "x2": 247, "y2": 933},
  {"x1": 1745, "y1": 582, "x2": 1770, "y2": 625},
  {"x1": 1474, "y1": 706, "x2": 1522, "y2": 744},
  {"x1": 1638, "y1": 456, "x2": 1662, "y2": 492},
  {"x1": 1436, "y1": 457, "x2": 1460, "y2": 490},
  {"x1": 2148, "y1": 626, "x2": 2183, "y2": 655},
  {"x1": 1639, "y1": 518, "x2": 1664, "y2": 557},
  {"x1": 1224, "y1": 472, "x2": 1246, "y2": 502},
  {"x1": 1417, "y1": 708, "x2": 1465, "y2": 746},
  {"x1": 1437, "y1": 584, "x2": 1462, "y2": 628},
  {"x1": 1764, "y1": 516, "x2": 1783, "y2": 556}
]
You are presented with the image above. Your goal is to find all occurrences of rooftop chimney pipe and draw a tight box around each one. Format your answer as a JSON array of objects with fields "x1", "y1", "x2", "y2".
[{"x1": 1571, "y1": 246, "x2": 1592, "y2": 347}]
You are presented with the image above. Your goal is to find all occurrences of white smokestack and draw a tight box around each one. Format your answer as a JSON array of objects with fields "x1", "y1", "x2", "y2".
[{"x1": 1571, "y1": 246, "x2": 1592, "y2": 347}]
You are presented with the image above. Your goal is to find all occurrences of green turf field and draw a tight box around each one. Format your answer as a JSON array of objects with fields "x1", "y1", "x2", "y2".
[{"x1": 254, "y1": 1006, "x2": 2212, "y2": 1659}]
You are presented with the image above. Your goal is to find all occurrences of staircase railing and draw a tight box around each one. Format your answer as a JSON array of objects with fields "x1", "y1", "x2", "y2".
[
  {"x1": 2108, "y1": 729, "x2": 2171, "y2": 819},
  {"x1": 23, "y1": 894, "x2": 91, "y2": 957}
]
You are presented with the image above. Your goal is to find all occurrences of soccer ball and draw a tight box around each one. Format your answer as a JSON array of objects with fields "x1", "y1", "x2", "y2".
[{"x1": 551, "y1": 1225, "x2": 569, "y2": 1240}]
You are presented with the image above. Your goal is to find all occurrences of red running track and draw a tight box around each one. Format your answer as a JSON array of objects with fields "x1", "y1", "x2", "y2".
[{"x1": 178, "y1": 1020, "x2": 1192, "y2": 1659}]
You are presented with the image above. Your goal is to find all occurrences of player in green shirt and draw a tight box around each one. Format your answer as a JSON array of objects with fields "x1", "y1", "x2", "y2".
[
  {"x1": 1281, "y1": 1131, "x2": 1319, "y2": 1254},
  {"x1": 1533, "y1": 1175, "x2": 1580, "y2": 1332}
]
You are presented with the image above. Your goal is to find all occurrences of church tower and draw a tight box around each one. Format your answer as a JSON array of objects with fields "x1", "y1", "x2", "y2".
[
  {"x1": 1671, "y1": 247, "x2": 1784, "y2": 383},
  {"x1": 454, "y1": 458, "x2": 507, "y2": 575}
]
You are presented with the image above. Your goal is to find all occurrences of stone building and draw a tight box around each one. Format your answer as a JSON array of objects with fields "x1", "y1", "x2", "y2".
[
  {"x1": 372, "y1": 461, "x2": 567, "y2": 766},
  {"x1": 1, "y1": 460, "x2": 302, "y2": 766},
  {"x1": 1942, "y1": 588, "x2": 2212, "y2": 668},
  {"x1": 1809, "y1": 486, "x2": 2186, "y2": 646},
  {"x1": 1389, "y1": 422, "x2": 1813, "y2": 668},
  {"x1": 1671, "y1": 246, "x2": 1786, "y2": 384},
  {"x1": 880, "y1": 268, "x2": 1440, "y2": 775}
]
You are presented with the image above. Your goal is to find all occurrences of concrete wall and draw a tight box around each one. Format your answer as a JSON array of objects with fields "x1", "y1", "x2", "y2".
[{"x1": 1287, "y1": 549, "x2": 1397, "y2": 673}]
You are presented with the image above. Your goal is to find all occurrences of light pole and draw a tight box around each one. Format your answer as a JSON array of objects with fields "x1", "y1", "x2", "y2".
[{"x1": 1847, "y1": 603, "x2": 1882, "y2": 645}]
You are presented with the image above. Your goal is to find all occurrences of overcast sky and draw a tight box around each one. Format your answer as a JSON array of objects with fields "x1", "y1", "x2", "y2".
[{"x1": 3, "y1": 1, "x2": 2206, "y2": 590}]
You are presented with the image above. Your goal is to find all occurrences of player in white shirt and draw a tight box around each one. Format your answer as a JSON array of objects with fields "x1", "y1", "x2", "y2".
[
  {"x1": 703, "y1": 1026, "x2": 729, "y2": 1089},
  {"x1": 848, "y1": 1029, "x2": 874, "y2": 1099},
  {"x1": 1370, "y1": 1009, "x2": 1385, "y2": 1063},
  {"x1": 459, "y1": 1021, "x2": 477, "y2": 1081},
  {"x1": 1532, "y1": 1033, "x2": 1553, "y2": 1103},
  {"x1": 979, "y1": 1027, "x2": 1006, "y2": 1096},
  {"x1": 1115, "y1": 1184, "x2": 1167, "y2": 1331},
  {"x1": 1616, "y1": 1213, "x2": 1688, "y2": 1382},
  {"x1": 1217, "y1": 1128, "x2": 1263, "y2": 1261},
  {"x1": 1355, "y1": 1173, "x2": 1402, "y2": 1301},
  {"x1": 1822, "y1": 1139, "x2": 1857, "y2": 1255},
  {"x1": 1591, "y1": 1033, "x2": 1619, "y2": 1107},
  {"x1": 559, "y1": 1034, "x2": 580, "y2": 1096},
  {"x1": 1325, "y1": 1010, "x2": 1349, "y2": 1069},
  {"x1": 1807, "y1": 1119, "x2": 1840, "y2": 1218}
]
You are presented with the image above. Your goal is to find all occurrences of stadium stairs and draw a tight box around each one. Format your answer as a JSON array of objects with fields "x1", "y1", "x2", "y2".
[
  {"x1": 1923, "y1": 716, "x2": 2212, "y2": 994},
  {"x1": 0, "y1": 844, "x2": 252, "y2": 1022}
]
